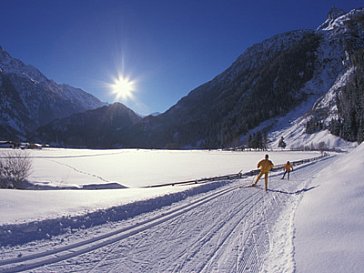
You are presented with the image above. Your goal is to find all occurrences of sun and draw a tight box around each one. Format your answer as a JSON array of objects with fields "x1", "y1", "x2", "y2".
[{"x1": 111, "y1": 76, "x2": 135, "y2": 101}]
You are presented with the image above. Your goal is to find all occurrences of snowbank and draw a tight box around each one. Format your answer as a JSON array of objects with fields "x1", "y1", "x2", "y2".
[
  {"x1": 0, "y1": 181, "x2": 230, "y2": 246},
  {"x1": 0, "y1": 187, "x2": 190, "y2": 225},
  {"x1": 294, "y1": 142, "x2": 364, "y2": 272}
]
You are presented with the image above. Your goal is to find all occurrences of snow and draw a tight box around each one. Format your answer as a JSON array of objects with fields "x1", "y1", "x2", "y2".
[
  {"x1": 261, "y1": 21, "x2": 357, "y2": 151},
  {"x1": 1, "y1": 8, "x2": 363, "y2": 271},
  {"x1": 0, "y1": 148, "x2": 319, "y2": 225},
  {"x1": 294, "y1": 142, "x2": 364, "y2": 273},
  {"x1": 0, "y1": 145, "x2": 363, "y2": 272},
  {"x1": 0, "y1": 187, "x2": 197, "y2": 225},
  {"x1": 266, "y1": 8, "x2": 364, "y2": 152},
  {"x1": 319, "y1": 8, "x2": 364, "y2": 34},
  {"x1": 272, "y1": 123, "x2": 357, "y2": 151},
  {"x1": 24, "y1": 148, "x2": 319, "y2": 188},
  {"x1": 268, "y1": 60, "x2": 358, "y2": 151},
  {"x1": 1, "y1": 6, "x2": 364, "y2": 271},
  {"x1": 0, "y1": 47, "x2": 46, "y2": 84}
]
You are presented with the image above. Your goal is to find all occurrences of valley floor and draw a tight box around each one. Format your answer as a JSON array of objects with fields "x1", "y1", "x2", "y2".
[{"x1": 0, "y1": 156, "x2": 336, "y2": 273}]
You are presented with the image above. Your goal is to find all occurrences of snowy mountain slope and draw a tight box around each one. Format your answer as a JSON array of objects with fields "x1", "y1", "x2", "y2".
[
  {"x1": 317, "y1": 7, "x2": 347, "y2": 31},
  {"x1": 0, "y1": 47, "x2": 46, "y2": 84},
  {"x1": 0, "y1": 154, "x2": 337, "y2": 272},
  {"x1": 0, "y1": 47, "x2": 105, "y2": 140},
  {"x1": 268, "y1": 68, "x2": 357, "y2": 150},
  {"x1": 267, "y1": 8, "x2": 364, "y2": 150}
]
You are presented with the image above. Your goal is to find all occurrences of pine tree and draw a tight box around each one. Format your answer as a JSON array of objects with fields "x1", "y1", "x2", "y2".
[{"x1": 278, "y1": 136, "x2": 287, "y2": 149}]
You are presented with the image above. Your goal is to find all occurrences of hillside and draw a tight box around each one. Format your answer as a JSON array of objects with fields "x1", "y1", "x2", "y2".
[
  {"x1": 120, "y1": 30, "x2": 320, "y2": 149},
  {"x1": 0, "y1": 47, "x2": 104, "y2": 140},
  {"x1": 36, "y1": 103, "x2": 142, "y2": 148},
  {"x1": 270, "y1": 8, "x2": 364, "y2": 150}
]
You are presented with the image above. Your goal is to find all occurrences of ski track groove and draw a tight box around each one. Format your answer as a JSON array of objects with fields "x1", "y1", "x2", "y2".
[
  {"x1": 238, "y1": 194, "x2": 269, "y2": 273},
  {"x1": 0, "y1": 184, "x2": 239, "y2": 273},
  {"x1": 205, "y1": 192, "x2": 270, "y2": 272},
  {"x1": 0, "y1": 156, "x2": 335, "y2": 273},
  {"x1": 172, "y1": 190, "x2": 263, "y2": 273},
  {"x1": 198, "y1": 193, "x2": 267, "y2": 273}
]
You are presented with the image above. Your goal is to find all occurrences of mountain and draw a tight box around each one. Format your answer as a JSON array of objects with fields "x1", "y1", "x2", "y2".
[
  {"x1": 270, "y1": 7, "x2": 364, "y2": 150},
  {"x1": 0, "y1": 47, "x2": 105, "y2": 140},
  {"x1": 36, "y1": 8, "x2": 364, "y2": 149},
  {"x1": 126, "y1": 7, "x2": 364, "y2": 149},
  {"x1": 127, "y1": 30, "x2": 321, "y2": 148},
  {"x1": 36, "y1": 103, "x2": 142, "y2": 148}
]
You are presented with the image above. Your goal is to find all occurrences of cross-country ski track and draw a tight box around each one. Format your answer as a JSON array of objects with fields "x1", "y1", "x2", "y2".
[{"x1": 0, "y1": 156, "x2": 334, "y2": 273}]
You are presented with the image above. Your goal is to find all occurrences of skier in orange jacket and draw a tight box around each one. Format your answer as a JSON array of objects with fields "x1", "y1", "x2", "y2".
[
  {"x1": 282, "y1": 161, "x2": 293, "y2": 180},
  {"x1": 252, "y1": 154, "x2": 274, "y2": 191}
]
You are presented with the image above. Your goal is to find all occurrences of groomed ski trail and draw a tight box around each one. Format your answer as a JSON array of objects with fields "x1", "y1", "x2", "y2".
[{"x1": 0, "y1": 156, "x2": 335, "y2": 273}]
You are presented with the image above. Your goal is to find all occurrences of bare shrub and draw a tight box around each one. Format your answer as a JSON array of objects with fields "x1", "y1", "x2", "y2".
[{"x1": 0, "y1": 150, "x2": 32, "y2": 189}]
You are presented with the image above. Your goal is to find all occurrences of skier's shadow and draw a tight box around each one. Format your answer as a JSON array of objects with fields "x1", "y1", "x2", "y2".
[{"x1": 268, "y1": 186, "x2": 317, "y2": 195}]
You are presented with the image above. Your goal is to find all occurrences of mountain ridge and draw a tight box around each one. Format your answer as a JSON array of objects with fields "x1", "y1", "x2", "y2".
[
  {"x1": 36, "y1": 102, "x2": 142, "y2": 148},
  {"x1": 0, "y1": 46, "x2": 105, "y2": 140}
]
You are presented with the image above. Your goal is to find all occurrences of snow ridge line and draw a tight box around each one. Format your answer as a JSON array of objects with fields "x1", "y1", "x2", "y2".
[{"x1": 0, "y1": 182, "x2": 241, "y2": 273}]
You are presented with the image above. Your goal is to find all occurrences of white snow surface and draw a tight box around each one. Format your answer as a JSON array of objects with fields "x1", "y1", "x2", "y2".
[
  {"x1": 25, "y1": 148, "x2": 319, "y2": 188},
  {"x1": 0, "y1": 145, "x2": 363, "y2": 273},
  {"x1": 269, "y1": 66, "x2": 357, "y2": 151},
  {"x1": 294, "y1": 142, "x2": 364, "y2": 273},
  {"x1": 0, "y1": 148, "x2": 319, "y2": 225},
  {"x1": 0, "y1": 186, "x2": 194, "y2": 225}
]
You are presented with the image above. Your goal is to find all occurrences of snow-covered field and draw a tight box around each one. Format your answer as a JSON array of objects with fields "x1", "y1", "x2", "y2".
[
  {"x1": 25, "y1": 148, "x2": 321, "y2": 187},
  {"x1": 0, "y1": 146, "x2": 363, "y2": 273}
]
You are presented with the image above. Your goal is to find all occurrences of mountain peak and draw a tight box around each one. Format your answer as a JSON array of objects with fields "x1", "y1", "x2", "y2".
[
  {"x1": 317, "y1": 7, "x2": 347, "y2": 30},
  {"x1": 0, "y1": 46, "x2": 47, "y2": 84},
  {"x1": 327, "y1": 6, "x2": 346, "y2": 20},
  {"x1": 0, "y1": 46, "x2": 105, "y2": 140},
  {"x1": 0, "y1": 46, "x2": 12, "y2": 64}
]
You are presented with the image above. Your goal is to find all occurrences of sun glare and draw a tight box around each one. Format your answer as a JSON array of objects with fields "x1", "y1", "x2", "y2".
[{"x1": 111, "y1": 76, "x2": 135, "y2": 101}]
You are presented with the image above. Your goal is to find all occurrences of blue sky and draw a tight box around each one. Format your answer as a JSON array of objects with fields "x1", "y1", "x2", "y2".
[{"x1": 0, "y1": 0, "x2": 362, "y2": 115}]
